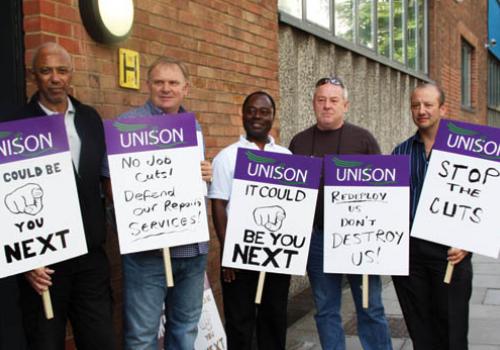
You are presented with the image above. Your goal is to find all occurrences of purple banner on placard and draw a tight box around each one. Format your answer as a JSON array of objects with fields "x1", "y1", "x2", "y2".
[
  {"x1": 433, "y1": 118, "x2": 500, "y2": 162},
  {"x1": 233, "y1": 148, "x2": 322, "y2": 189},
  {"x1": 0, "y1": 115, "x2": 69, "y2": 165},
  {"x1": 104, "y1": 113, "x2": 198, "y2": 155},
  {"x1": 324, "y1": 155, "x2": 410, "y2": 187}
]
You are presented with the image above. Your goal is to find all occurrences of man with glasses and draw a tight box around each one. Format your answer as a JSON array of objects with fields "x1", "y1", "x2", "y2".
[
  {"x1": 289, "y1": 77, "x2": 392, "y2": 350},
  {"x1": 209, "y1": 91, "x2": 291, "y2": 350}
]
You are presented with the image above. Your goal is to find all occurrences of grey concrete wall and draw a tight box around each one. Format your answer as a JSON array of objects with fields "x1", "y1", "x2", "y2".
[
  {"x1": 279, "y1": 24, "x2": 421, "y2": 153},
  {"x1": 278, "y1": 24, "x2": 422, "y2": 296}
]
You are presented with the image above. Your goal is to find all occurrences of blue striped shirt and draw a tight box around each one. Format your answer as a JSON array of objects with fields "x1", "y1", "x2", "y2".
[
  {"x1": 392, "y1": 132, "x2": 450, "y2": 258},
  {"x1": 392, "y1": 132, "x2": 428, "y2": 226}
]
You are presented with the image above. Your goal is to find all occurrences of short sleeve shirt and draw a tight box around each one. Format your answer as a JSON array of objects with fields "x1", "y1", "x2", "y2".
[{"x1": 208, "y1": 136, "x2": 291, "y2": 211}]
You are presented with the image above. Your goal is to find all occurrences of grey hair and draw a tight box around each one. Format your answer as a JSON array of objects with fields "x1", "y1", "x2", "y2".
[
  {"x1": 31, "y1": 42, "x2": 72, "y2": 71},
  {"x1": 147, "y1": 56, "x2": 189, "y2": 82}
]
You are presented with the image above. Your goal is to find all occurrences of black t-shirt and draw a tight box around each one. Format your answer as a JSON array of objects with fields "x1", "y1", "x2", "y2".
[{"x1": 289, "y1": 122, "x2": 381, "y2": 229}]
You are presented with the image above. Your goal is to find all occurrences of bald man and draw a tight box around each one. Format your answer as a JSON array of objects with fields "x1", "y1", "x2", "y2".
[{"x1": 10, "y1": 42, "x2": 115, "y2": 350}]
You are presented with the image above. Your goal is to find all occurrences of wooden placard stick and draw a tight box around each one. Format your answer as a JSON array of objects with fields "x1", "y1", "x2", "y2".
[
  {"x1": 163, "y1": 247, "x2": 174, "y2": 287},
  {"x1": 255, "y1": 271, "x2": 266, "y2": 304},
  {"x1": 362, "y1": 274, "x2": 369, "y2": 309},
  {"x1": 444, "y1": 262, "x2": 454, "y2": 284},
  {"x1": 42, "y1": 289, "x2": 54, "y2": 319}
]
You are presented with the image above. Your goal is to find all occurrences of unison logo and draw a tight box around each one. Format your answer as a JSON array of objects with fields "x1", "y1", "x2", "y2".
[
  {"x1": 245, "y1": 151, "x2": 307, "y2": 185},
  {"x1": 0, "y1": 131, "x2": 55, "y2": 158},
  {"x1": 114, "y1": 122, "x2": 185, "y2": 149},
  {"x1": 445, "y1": 122, "x2": 500, "y2": 159},
  {"x1": 332, "y1": 157, "x2": 396, "y2": 184}
]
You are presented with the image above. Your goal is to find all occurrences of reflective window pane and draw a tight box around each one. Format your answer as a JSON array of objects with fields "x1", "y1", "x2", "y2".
[
  {"x1": 358, "y1": 0, "x2": 374, "y2": 48},
  {"x1": 377, "y1": 0, "x2": 390, "y2": 57},
  {"x1": 461, "y1": 40, "x2": 472, "y2": 107},
  {"x1": 407, "y1": 0, "x2": 417, "y2": 69},
  {"x1": 393, "y1": 0, "x2": 404, "y2": 63},
  {"x1": 335, "y1": 0, "x2": 354, "y2": 41},
  {"x1": 279, "y1": 0, "x2": 428, "y2": 74},
  {"x1": 306, "y1": 0, "x2": 330, "y2": 29},
  {"x1": 278, "y1": 0, "x2": 303, "y2": 19},
  {"x1": 418, "y1": 0, "x2": 426, "y2": 72}
]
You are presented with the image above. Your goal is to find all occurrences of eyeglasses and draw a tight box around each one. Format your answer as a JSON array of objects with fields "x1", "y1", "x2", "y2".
[{"x1": 315, "y1": 76, "x2": 345, "y2": 88}]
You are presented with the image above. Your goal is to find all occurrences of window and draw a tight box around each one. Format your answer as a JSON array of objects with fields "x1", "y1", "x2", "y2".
[
  {"x1": 278, "y1": 0, "x2": 302, "y2": 19},
  {"x1": 278, "y1": 0, "x2": 428, "y2": 76},
  {"x1": 307, "y1": 0, "x2": 331, "y2": 29},
  {"x1": 461, "y1": 39, "x2": 473, "y2": 108},
  {"x1": 489, "y1": 56, "x2": 500, "y2": 110},
  {"x1": 488, "y1": 55, "x2": 500, "y2": 125},
  {"x1": 358, "y1": 0, "x2": 374, "y2": 48},
  {"x1": 392, "y1": 0, "x2": 404, "y2": 63},
  {"x1": 335, "y1": 0, "x2": 354, "y2": 41},
  {"x1": 377, "y1": 0, "x2": 390, "y2": 57}
]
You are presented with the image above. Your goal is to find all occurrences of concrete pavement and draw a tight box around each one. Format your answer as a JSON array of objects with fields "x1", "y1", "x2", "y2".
[{"x1": 286, "y1": 255, "x2": 500, "y2": 349}]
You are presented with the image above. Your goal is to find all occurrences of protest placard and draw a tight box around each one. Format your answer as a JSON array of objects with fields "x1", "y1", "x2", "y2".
[
  {"x1": 323, "y1": 155, "x2": 410, "y2": 275},
  {"x1": 412, "y1": 119, "x2": 500, "y2": 258},
  {"x1": 104, "y1": 113, "x2": 209, "y2": 254},
  {"x1": 0, "y1": 115, "x2": 86, "y2": 278},
  {"x1": 194, "y1": 277, "x2": 227, "y2": 350},
  {"x1": 221, "y1": 148, "x2": 322, "y2": 275}
]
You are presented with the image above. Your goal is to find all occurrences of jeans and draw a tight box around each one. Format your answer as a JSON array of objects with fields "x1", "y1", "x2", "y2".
[
  {"x1": 307, "y1": 229, "x2": 392, "y2": 350},
  {"x1": 123, "y1": 252, "x2": 207, "y2": 350}
]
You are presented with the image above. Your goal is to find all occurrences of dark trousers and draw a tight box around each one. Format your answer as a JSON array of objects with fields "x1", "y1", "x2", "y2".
[
  {"x1": 393, "y1": 251, "x2": 472, "y2": 350},
  {"x1": 20, "y1": 248, "x2": 115, "y2": 350},
  {"x1": 0, "y1": 276, "x2": 27, "y2": 350},
  {"x1": 222, "y1": 270, "x2": 291, "y2": 350}
]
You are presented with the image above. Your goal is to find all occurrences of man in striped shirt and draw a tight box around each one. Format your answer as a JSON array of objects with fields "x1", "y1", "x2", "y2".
[{"x1": 392, "y1": 83, "x2": 471, "y2": 350}]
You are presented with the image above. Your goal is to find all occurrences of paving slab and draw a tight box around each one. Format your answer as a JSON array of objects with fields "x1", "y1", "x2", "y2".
[
  {"x1": 286, "y1": 255, "x2": 500, "y2": 349},
  {"x1": 484, "y1": 289, "x2": 500, "y2": 305},
  {"x1": 469, "y1": 319, "x2": 500, "y2": 345}
]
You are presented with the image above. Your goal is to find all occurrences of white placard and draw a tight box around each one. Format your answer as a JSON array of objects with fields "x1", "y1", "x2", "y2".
[
  {"x1": 412, "y1": 150, "x2": 500, "y2": 257},
  {"x1": 0, "y1": 116, "x2": 87, "y2": 278},
  {"x1": 221, "y1": 149, "x2": 321, "y2": 275},
  {"x1": 108, "y1": 147, "x2": 209, "y2": 254},
  {"x1": 194, "y1": 285, "x2": 227, "y2": 350},
  {"x1": 324, "y1": 186, "x2": 409, "y2": 275},
  {"x1": 105, "y1": 114, "x2": 209, "y2": 254}
]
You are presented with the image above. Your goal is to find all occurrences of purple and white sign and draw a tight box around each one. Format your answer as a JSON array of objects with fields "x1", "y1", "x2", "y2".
[
  {"x1": 0, "y1": 116, "x2": 86, "y2": 278},
  {"x1": 221, "y1": 148, "x2": 322, "y2": 275},
  {"x1": 323, "y1": 155, "x2": 410, "y2": 275},
  {"x1": 104, "y1": 113, "x2": 209, "y2": 254},
  {"x1": 412, "y1": 119, "x2": 500, "y2": 257}
]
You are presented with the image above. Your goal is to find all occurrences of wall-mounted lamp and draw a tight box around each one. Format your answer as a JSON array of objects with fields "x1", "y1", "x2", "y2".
[
  {"x1": 485, "y1": 38, "x2": 497, "y2": 49},
  {"x1": 79, "y1": 0, "x2": 134, "y2": 44}
]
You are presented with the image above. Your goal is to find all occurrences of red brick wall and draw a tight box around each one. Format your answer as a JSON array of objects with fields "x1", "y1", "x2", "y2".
[
  {"x1": 428, "y1": 0, "x2": 488, "y2": 124},
  {"x1": 23, "y1": 0, "x2": 280, "y2": 346}
]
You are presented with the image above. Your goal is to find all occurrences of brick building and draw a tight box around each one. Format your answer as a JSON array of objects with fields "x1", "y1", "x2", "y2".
[
  {"x1": 0, "y1": 0, "x2": 494, "y2": 348},
  {"x1": 1, "y1": 0, "x2": 282, "y2": 347}
]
